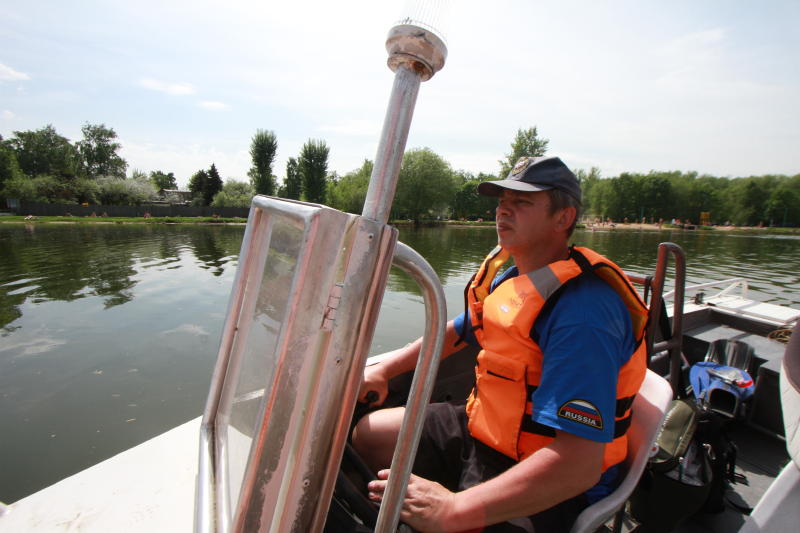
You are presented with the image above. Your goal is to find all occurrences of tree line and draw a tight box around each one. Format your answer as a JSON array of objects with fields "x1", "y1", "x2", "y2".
[{"x1": 2, "y1": 124, "x2": 797, "y2": 227}]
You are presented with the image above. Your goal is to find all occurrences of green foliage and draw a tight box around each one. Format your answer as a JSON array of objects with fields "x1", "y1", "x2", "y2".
[
  {"x1": 73, "y1": 178, "x2": 101, "y2": 204},
  {"x1": 150, "y1": 170, "x2": 178, "y2": 190},
  {"x1": 5, "y1": 125, "x2": 80, "y2": 179},
  {"x1": 579, "y1": 170, "x2": 800, "y2": 227},
  {"x1": 76, "y1": 123, "x2": 127, "y2": 178},
  {"x1": 188, "y1": 169, "x2": 208, "y2": 201},
  {"x1": 764, "y1": 177, "x2": 800, "y2": 227},
  {"x1": 96, "y1": 176, "x2": 155, "y2": 205},
  {"x1": 299, "y1": 139, "x2": 329, "y2": 203},
  {"x1": 284, "y1": 157, "x2": 301, "y2": 199},
  {"x1": 451, "y1": 171, "x2": 497, "y2": 220},
  {"x1": 249, "y1": 129, "x2": 278, "y2": 195},
  {"x1": 729, "y1": 178, "x2": 769, "y2": 226},
  {"x1": 211, "y1": 179, "x2": 255, "y2": 208},
  {"x1": 574, "y1": 167, "x2": 601, "y2": 213},
  {"x1": 394, "y1": 148, "x2": 456, "y2": 222},
  {"x1": 499, "y1": 127, "x2": 549, "y2": 177},
  {"x1": 327, "y1": 159, "x2": 372, "y2": 214},
  {"x1": 205, "y1": 164, "x2": 223, "y2": 205},
  {"x1": 1, "y1": 175, "x2": 38, "y2": 201},
  {"x1": 0, "y1": 143, "x2": 24, "y2": 193}
]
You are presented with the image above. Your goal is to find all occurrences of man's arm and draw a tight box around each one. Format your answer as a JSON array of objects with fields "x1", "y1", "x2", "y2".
[
  {"x1": 369, "y1": 430, "x2": 604, "y2": 533},
  {"x1": 358, "y1": 319, "x2": 467, "y2": 405}
]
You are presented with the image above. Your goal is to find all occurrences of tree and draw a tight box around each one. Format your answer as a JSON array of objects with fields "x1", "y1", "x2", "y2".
[
  {"x1": 248, "y1": 129, "x2": 278, "y2": 196},
  {"x1": 150, "y1": 170, "x2": 178, "y2": 190},
  {"x1": 189, "y1": 169, "x2": 209, "y2": 205},
  {"x1": 0, "y1": 143, "x2": 23, "y2": 195},
  {"x1": 394, "y1": 147, "x2": 456, "y2": 222},
  {"x1": 205, "y1": 164, "x2": 223, "y2": 205},
  {"x1": 451, "y1": 171, "x2": 497, "y2": 220},
  {"x1": 1, "y1": 175, "x2": 37, "y2": 201},
  {"x1": 6, "y1": 124, "x2": 80, "y2": 179},
  {"x1": 212, "y1": 179, "x2": 255, "y2": 208},
  {"x1": 284, "y1": 156, "x2": 301, "y2": 199},
  {"x1": 76, "y1": 123, "x2": 127, "y2": 178},
  {"x1": 575, "y1": 167, "x2": 602, "y2": 216},
  {"x1": 299, "y1": 139, "x2": 329, "y2": 203},
  {"x1": 96, "y1": 175, "x2": 154, "y2": 205},
  {"x1": 328, "y1": 159, "x2": 372, "y2": 214},
  {"x1": 639, "y1": 174, "x2": 674, "y2": 221},
  {"x1": 730, "y1": 178, "x2": 770, "y2": 226},
  {"x1": 499, "y1": 127, "x2": 549, "y2": 177}
]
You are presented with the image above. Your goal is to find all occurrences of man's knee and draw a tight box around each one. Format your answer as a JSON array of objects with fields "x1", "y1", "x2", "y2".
[{"x1": 351, "y1": 407, "x2": 405, "y2": 472}]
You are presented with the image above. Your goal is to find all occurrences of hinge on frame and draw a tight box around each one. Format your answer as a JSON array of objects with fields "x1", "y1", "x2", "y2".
[{"x1": 321, "y1": 282, "x2": 344, "y2": 331}]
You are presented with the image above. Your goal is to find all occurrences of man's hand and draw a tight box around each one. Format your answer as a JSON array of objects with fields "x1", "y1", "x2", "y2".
[
  {"x1": 358, "y1": 362, "x2": 391, "y2": 406},
  {"x1": 367, "y1": 470, "x2": 460, "y2": 533}
]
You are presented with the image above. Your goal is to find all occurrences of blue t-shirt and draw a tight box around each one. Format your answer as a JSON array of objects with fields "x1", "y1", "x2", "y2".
[{"x1": 454, "y1": 265, "x2": 636, "y2": 501}]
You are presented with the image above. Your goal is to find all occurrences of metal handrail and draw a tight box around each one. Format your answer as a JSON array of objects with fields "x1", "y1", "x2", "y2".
[
  {"x1": 663, "y1": 277, "x2": 748, "y2": 301},
  {"x1": 644, "y1": 242, "x2": 687, "y2": 397},
  {"x1": 373, "y1": 242, "x2": 447, "y2": 533}
]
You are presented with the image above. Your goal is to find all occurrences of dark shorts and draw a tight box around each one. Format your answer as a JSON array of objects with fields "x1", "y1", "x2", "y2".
[{"x1": 412, "y1": 402, "x2": 588, "y2": 533}]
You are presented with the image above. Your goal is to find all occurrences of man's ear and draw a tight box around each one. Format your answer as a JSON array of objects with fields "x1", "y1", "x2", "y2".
[{"x1": 555, "y1": 206, "x2": 577, "y2": 231}]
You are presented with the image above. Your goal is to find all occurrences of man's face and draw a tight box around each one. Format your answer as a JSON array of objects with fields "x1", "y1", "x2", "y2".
[{"x1": 495, "y1": 189, "x2": 561, "y2": 254}]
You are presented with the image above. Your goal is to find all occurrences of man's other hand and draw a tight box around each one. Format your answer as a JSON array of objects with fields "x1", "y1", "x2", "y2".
[{"x1": 368, "y1": 470, "x2": 465, "y2": 533}]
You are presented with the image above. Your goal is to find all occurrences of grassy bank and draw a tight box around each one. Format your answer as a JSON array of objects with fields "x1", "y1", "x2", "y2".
[
  {"x1": 2, "y1": 215, "x2": 797, "y2": 234},
  {"x1": 0, "y1": 215, "x2": 247, "y2": 224}
]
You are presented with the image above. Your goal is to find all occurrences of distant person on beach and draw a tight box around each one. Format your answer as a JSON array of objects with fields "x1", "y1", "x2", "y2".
[{"x1": 354, "y1": 156, "x2": 648, "y2": 532}]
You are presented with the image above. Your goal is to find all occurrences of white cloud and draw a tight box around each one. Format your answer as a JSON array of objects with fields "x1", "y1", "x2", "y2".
[
  {"x1": 2, "y1": 110, "x2": 15, "y2": 120},
  {"x1": 318, "y1": 119, "x2": 381, "y2": 137},
  {"x1": 0, "y1": 62, "x2": 30, "y2": 81},
  {"x1": 198, "y1": 100, "x2": 230, "y2": 111},
  {"x1": 138, "y1": 77, "x2": 196, "y2": 96}
]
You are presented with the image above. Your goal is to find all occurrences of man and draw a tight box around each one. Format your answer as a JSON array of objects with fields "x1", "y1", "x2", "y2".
[{"x1": 352, "y1": 156, "x2": 648, "y2": 532}]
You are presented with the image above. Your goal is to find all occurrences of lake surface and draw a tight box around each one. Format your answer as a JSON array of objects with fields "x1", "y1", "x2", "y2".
[{"x1": 1, "y1": 223, "x2": 798, "y2": 503}]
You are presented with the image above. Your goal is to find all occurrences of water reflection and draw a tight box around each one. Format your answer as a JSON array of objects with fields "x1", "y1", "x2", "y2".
[{"x1": 0, "y1": 225, "x2": 244, "y2": 331}]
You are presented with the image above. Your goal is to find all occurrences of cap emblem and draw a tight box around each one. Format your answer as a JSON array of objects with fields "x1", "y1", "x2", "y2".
[{"x1": 511, "y1": 157, "x2": 530, "y2": 176}]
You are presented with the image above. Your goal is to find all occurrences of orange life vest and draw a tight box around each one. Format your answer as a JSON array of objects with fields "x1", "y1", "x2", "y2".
[{"x1": 464, "y1": 246, "x2": 648, "y2": 470}]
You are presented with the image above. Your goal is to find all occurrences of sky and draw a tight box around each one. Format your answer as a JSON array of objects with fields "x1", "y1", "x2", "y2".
[{"x1": 1, "y1": 0, "x2": 799, "y2": 189}]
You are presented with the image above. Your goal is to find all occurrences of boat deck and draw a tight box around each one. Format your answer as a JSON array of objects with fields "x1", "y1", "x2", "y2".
[{"x1": 674, "y1": 424, "x2": 790, "y2": 533}]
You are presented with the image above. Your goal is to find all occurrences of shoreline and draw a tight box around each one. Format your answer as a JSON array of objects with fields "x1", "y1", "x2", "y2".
[{"x1": 1, "y1": 216, "x2": 797, "y2": 234}]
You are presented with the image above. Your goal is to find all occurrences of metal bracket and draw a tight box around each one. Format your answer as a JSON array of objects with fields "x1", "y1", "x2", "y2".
[{"x1": 322, "y1": 283, "x2": 344, "y2": 331}]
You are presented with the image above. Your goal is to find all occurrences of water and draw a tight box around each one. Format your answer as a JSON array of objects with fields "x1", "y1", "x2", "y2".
[{"x1": 1, "y1": 223, "x2": 798, "y2": 503}]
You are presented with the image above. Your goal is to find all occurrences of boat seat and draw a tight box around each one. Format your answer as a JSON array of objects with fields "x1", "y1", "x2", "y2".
[
  {"x1": 705, "y1": 338, "x2": 755, "y2": 373},
  {"x1": 739, "y1": 322, "x2": 800, "y2": 533},
  {"x1": 695, "y1": 339, "x2": 756, "y2": 419},
  {"x1": 570, "y1": 369, "x2": 673, "y2": 533}
]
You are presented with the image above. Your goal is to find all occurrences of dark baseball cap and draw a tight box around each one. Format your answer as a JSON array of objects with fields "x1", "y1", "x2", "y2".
[{"x1": 477, "y1": 156, "x2": 581, "y2": 203}]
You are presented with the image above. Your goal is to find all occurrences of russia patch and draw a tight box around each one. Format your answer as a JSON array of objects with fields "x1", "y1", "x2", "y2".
[{"x1": 558, "y1": 399, "x2": 603, "y2": 430}]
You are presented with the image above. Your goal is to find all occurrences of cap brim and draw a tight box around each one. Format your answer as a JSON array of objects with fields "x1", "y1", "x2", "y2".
[{"x1": 477, "y1": 180, "x2": 553, "y2": 197}]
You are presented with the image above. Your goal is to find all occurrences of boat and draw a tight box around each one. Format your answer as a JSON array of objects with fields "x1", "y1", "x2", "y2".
[
  {"x1": 2, "y1": 9, "x2": 798, "y2": 533},
  {"x1": 1, "y1": 230, "x2": 798, "y2": 533}
]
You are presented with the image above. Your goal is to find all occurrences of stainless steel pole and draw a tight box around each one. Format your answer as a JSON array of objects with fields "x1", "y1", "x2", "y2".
[
  {"x1": 361, "y1": 64, "x2": 422, "y2": 225},
  {"x1": 361, "y1": 21, "x2": 448, "y2": 225}
]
